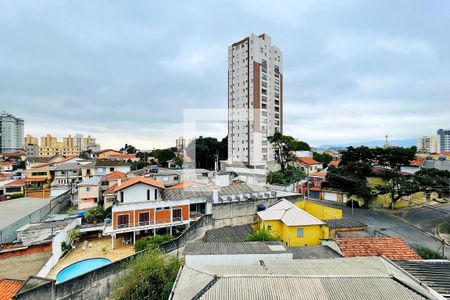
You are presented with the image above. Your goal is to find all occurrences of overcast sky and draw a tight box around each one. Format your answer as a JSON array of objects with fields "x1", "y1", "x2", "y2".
[{"x1": 1, "y1": 0, "x2": 449, "y2": 149}]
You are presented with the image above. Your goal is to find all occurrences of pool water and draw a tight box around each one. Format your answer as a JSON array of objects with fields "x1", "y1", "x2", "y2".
[{"x1": 56, "y1": 258, "x2": 112, "y2": 283}]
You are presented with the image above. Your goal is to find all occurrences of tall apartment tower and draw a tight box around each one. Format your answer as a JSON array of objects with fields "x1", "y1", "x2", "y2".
[
  {"x1": 437, "y1": 129, "x2": 450, "y2": 152},
  {"x1": 417, "y1": 136, "x2": 438, "y2": 153},
  {"x1": 227, "y1": 33, "x2": 283, "y2": 166},
  {"x1": 0, "y1": 111, "x2": 24, "y2": 153}
]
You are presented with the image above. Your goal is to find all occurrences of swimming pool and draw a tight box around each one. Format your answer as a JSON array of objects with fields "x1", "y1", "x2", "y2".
[{"x1": 56, "y1": 258, "x2": 112, "y2": 283}]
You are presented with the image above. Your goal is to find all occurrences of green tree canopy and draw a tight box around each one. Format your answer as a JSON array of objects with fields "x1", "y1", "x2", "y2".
[
  {"x1": 112, "y1": 248, "x2": 181, "y2": 300},
  {"x1": 313, "y1": 152, "x2": 333, "y2": 166},
  {"x1": 267, "y1": 132, "x2": 310, "y2": 173}
]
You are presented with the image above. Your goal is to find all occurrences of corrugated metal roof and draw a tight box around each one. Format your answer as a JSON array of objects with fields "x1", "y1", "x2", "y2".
[
  {"x1": 171, "y1": 257, "x2": 435, "y2": 300},
  {"x1": 325, "y1": 218, "x2": 368, "y2": 229},
  {"x1": 184, "y1": 241, "x2": 288, "y2": 255},
  {"x1": 287, "y1": 246, "x2": 341, "y2": 259},
  {"x1": 395, "y1": 260, "x2": 450, "y2": 299},
  {"x1": 204, "y1": 225, "x2": 254, "y2": 242},
  {"x1": 200, "y1": 276, "x2": 427, "y2": 300}
]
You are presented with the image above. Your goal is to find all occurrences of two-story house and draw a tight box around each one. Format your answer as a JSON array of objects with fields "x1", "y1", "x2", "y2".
[
  {"x1": 101, "y1": 171, "x2": 127, "y2": 208},
  {"x1": 297, "y1": 157, "x2": 323, "y2": 174},
  {"x1": 104, "y1": 176, "x2": 190, "y2": 249},
  {"x1": 81, "y1": 159, "x2": 131, "y2": 180},
  {"x1": 77, "y1": 176, "x2": 102, "y2": 210}
]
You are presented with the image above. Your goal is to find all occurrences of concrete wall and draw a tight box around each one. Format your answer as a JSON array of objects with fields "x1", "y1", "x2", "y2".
[
  {"x1": 36, "y1": 219, "x2": 80, "y2": 278},
  {"x1": 0, "y1": 191, "x2": 71, "y2": 244},
  {"x1": 211, "y1": 198, "x2": 278, "y2": 228}
]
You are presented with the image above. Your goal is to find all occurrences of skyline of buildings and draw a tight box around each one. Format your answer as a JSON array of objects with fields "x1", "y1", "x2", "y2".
[
  {"x1": 437, "y1": 129, "x2": 450, "y2": 153},
  {"x1": 24, "y1": 133, "x2": 99, "y2": 157},
  {"x1": 227, "y1": 33, "x2": 283, "y2": 167}
]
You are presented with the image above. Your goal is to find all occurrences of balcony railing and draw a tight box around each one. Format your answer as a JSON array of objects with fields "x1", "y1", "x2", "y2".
[{"x1": 113, "y1": 217, "x2": 185, "y2": 230}]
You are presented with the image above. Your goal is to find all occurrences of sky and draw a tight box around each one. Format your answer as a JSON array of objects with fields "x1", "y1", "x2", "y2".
[{"x1": 1, "y1": 0, "x2": 449, "y2": 149}]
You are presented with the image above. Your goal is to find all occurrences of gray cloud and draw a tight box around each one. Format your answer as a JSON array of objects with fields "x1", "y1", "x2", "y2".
[{"x1": 0, "y1": 0, "x2": 449, "y2": 148}]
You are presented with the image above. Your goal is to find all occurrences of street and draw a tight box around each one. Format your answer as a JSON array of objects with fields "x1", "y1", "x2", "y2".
[{"x1": 307, "y1": 199, "x2": 449, "y2": 255}]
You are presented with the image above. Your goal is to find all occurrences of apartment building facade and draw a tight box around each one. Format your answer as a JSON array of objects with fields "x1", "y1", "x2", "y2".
[
  {"x1": 0, "y1": 111, "x2": 24, "y2": 153},
  {"x1": 417, "y1": 136, "x2": 438, "y2": 153},
  {"x1": 437, "y1": 129, "x2": 450, "y2": 152},
  {"x1": 227, "y1": 34, "x2": 283, "y2": 167}
]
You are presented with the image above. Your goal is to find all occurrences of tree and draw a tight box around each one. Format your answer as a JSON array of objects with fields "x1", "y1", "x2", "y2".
[
  {"x1": 135, "y1": 234, "x2": 173, "y2": 252},
  {"x1": 185, "y1": 136, "x2": 227, "y2": 170},
  {"x1": 173, "y1": 156, "x2": 183, "y2": 168},
  {"x1": 85, "y1": 206, "x2": 105, "y2": 223},
  {"x1": 267, "y1": 132, "x2": 310, "y2": 173},
  {"x1": 112, "y1": 248, "x2": 181, "y2": 300},
  {"x1": 150, "y1": 149, "x2": 176, "y2": 166},
  {"x1": 245, "y1": 229, "x2": 280, "y2": 241},
  {"x1": 120, "y1": 144, "x2": 137, "y2": 154},
  {"x1": 313, "y1": 152, "x2": 333, "y2": 167}
]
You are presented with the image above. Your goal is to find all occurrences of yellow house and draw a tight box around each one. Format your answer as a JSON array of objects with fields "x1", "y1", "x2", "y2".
[
  {"x1": 257, "y1": 199, "x2": 327, "y2": 246},
  {"x1": 295, "y1": 201, "x2": 342, "y2": 220}
]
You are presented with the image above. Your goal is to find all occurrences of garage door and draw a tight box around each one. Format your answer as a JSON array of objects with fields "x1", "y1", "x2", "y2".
[
  {"x1": 309, "y1": 190, "x2": 320, "y2": 199},
  {"x1": 324, "y1": 192, "x2": 337, "y2": 202}
]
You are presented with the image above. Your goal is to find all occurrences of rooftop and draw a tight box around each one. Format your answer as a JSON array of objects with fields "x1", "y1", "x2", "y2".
[
  {"x1": 0, "y1": 279, "x2": 23, "y2": 300},
  {"x1": 95, "y1": 159, "x2": 130, "y2": 167},
  {"x1": 171, "y1": 257, "x2": 436, "y2": 300},
  {"x1": 203, "y1": 225, "x2": 254, "y2": 242},
  {"x1": 101, "y1": 171, "x2": 127, "y2": 180},
  {"x1": 78, "y1": 176, "x2": 102, "y2": 186},
  {"x1": 298, "y1": 157, "x2": 320, "y2": 165},
  {"x1": 324, "y1": 218, "x2": 368, "y2": 229},
  {"x1": 287, "y1": 245, "x2": 342, "y2": 259},
  {"x1": 0, "y1": 197, "x2": 50, "y2": 230},
  {"x1": 113, "y1": 176, "x2": 165, "y2": 192},
  {"x1": 257, "y1": 199, "x2": 325, "y2": 226},
  {"x1": 184, "y1": 241, "x2": 289, "y2": 255},
  {"x1": 395, "y1": 260, "x2": 450, "y2": 299},
  {"x1": 337, "y1": 237, "x2": 421, "y2": 260}
]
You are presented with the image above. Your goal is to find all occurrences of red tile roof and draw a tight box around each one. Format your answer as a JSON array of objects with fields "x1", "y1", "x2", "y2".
[
  {"x1": 31, "y1": 163, "x2": 51, "y2": 168},
  {"x1": 309, "y1": 171, "x2": 327, "y2": 178},
  {"x1": 298, "y1": 157, "x2": 320, "y2": 165},
  {"x1": 410, "y1": 156, "x2": 426, "y2": 167},
  {"x1": 328, "y1": 160, "x2": 340, "y2": 167},
  {"x1": 167, "y1": 181, "x2": 196, "y2": 190},
  {"x1": 0, "y1": 162, "x2": 13, "y2": 166},
  {"x1": 113, "y1": 176, "x2": 165, "y2": 192},
  {"x1": 5, "y1": 178, "x2": 27, "y2": 186},
  {"x1": 109, "y1": 153, "x2": 137, "y2": 159},
  {"x1": 0, "y1": 279, "x2": 23, "y2": 300},
  {"x1": 103, "y1": 183, "x2": 118, "y2": 196},
  {"x1": 336, "y1": 237, "x2": 420, "y2": 260},
  {"x1": 102, "y1": 171, "x2": 127, "y2": 181}
]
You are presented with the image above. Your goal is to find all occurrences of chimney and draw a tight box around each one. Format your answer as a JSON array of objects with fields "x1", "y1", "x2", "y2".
[{"x1": 118, "y1": 179, "x2": 122, "y2": 186}]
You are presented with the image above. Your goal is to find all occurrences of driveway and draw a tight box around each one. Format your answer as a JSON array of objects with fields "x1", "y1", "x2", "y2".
[{"x1": 307, "y1": 199, "x2": 449, "y2": 255}]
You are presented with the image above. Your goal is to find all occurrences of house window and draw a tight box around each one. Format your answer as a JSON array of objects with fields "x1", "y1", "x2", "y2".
[
  {"x1": 147, "y1": 189, "x2": 150, "y2": 200},
  {"x1": 117, "y1": 214, "x2": 129, "y2": 228},
  {"x1": 297, "y1": 228, "x2": 304, "y2": 237},
  {"x1": 172, "y1": 208, "x2": 182, "y2": 222},
  {"x1": 139, "y1": 212, "x2": 150, "y2": 226},
  {"x1": 154, "y1": 189, "x2": 158, "y2": 200},
  {"x1": 267, "y1": 225, "x2": 272, "y2": 231},
  {"x1": 86, "y1": 187, "x2": 90, "y2": 192},
  {"x1": 120, "y1": 191, "x2": 124, "y2": 202}
]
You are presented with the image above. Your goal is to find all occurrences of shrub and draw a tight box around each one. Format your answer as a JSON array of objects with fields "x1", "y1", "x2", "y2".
[
  {"x1": 85, "y1": 206, "x2": 105, "y2": 223},
  {"x1": 416, "y1": 247, "x2": 447, "y2": 259},
  {"x1": 69, "y1": 228, "x2": 81, "y2": 241},
  {"x1": 245, "y1": 229, "x2": 280, "y2": 242},
  {"x1": 10, "y1": 193, "x2": 24, "y2": 199},
  {"x1": 135, "y1": 234, "x2": 173, "y2": 252},
  {"x1": 112, "y1": 248, "x2": 181, "y2": 300}
]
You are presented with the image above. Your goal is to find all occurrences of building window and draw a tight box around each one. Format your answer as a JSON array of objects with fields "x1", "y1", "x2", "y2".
[
  {"x1": 117, "y1": 214, "x2": 129, "y2": 228},
  {"x1": 147, "y1": 189, "x2": 150, "y2": 200},
  {"x1": 86, "y1": 187, "x2": 90, "y2": 192},
  {"x1": 297, "y1": 228, "x2": 304, "y2": 237},
  {"x1": 154, "y1": 189, "x2": 158, "y2": 200},
  {"x1": 267, "y1": 225, "x2": 272, "y2": 231},
  {"x1": 120, "y1": 191, "x2": 124, "y2": 202},
  {"x1": 139, "y1": 212, "x2": 150, "y2": 226}
]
